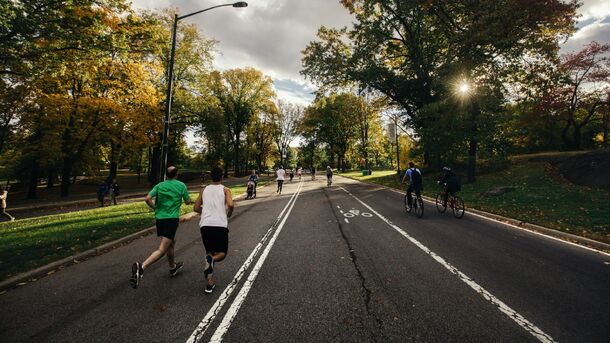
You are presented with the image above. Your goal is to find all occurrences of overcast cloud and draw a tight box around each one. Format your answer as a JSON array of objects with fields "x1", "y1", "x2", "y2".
[{"x1": 131, "y1": 0, "x2": 609, "y2": 104}]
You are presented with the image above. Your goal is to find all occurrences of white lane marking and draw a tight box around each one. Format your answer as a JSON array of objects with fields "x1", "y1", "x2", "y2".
[
  {"x1": 339, "y1": 186, "x2": 556, "y2": 343},
  {"x1": 385, "y1": 187, "x2": 610, "y2": 257},
  {"x1": 337, "y1": 205, "x2": 341, "y2": 209},
  {"x1": 343, "y1": 213, "x2": 355, "y2": 218},
  {"x1": 186, "y1": 180, "x2": 303, "y2": 343},
  {"x1": 209, "y1": 180, "x2": 304, "y2": 342},
  {"x1": 361, "y1": 213, "x2": 373, "y2": 218},
  {"x1": 344, "y1": 218, "x2": 350, "y2": 224},
  {"x1": 339, "y1": 210, "x2": 344, "y2": 214}
]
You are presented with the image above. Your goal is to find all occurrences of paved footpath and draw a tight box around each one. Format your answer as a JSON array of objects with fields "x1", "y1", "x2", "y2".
[{"x1": 1, "y1": 177, "x2": 609, "y2": 342}]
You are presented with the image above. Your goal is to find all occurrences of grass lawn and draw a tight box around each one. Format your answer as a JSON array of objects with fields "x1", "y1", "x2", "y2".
[
  {"x1": 0, "y1": 183, "x2": 255, "y2": 281},
  {"x1": 341, "y1": 163, "x2": 609, "y2": 244}
]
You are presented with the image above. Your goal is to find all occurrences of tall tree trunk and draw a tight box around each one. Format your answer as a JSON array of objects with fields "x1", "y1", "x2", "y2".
[
  {"x1": 467, "y1": 102, "x2": 480, "y2": 183},
  {"x1": 467, "y1": 139, "x2": 477, "y2": 183},
  {"x1": 573, "y1": 126, "x2": 582, "y2": 150},
  {"x1": 233, "y1": 138, "x2": 240, "y2": 177},
  {"x1": 60, "y1": 159, "x2": 73, "y2": 197},
  {"x1": 47, "y1": 171, "x2": 54, "y2": 188},
  {"x1": 149, "y1": 145, "x2": 161, "y2": 185},
  {"x1": 561, "y1": 119, "x2": 573, "y2": 149},
  {"x1": 108, "y1": 142, "x2": 120, "y2": 181},
  {"x1": 603, "y1": 111, "x2": 609, "y2": 148},
  {"x1": 27, "y1": 161, "x2": 39, "y2": 199}
]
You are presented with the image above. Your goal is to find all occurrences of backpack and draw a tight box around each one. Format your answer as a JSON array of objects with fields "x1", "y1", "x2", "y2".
[{"x1": 409, "y1": 168, "x2": 422, "y2": 186}]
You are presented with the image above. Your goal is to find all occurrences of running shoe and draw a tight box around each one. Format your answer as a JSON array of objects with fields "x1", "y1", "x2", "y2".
[
  {"x1": 130, "y1": 262, "x2": 143, "y2": 288},
  {"x1": 205, "y1": 283, "x2": 216, "y2": 294},
  {"x1": 203, "y1": 255, "x2": 214, "y2": 279},
  {"x1": 169, "y1": 261, "x2": 184, "y2": 277}
]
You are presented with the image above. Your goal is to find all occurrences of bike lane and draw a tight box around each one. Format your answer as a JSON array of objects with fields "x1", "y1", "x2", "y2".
[
  {"x1": 337, "y1": 177, "x2": 610, "y2": 343},
  {"x1": 216, "y1": 178, "x2": 536, "y2": 342}
]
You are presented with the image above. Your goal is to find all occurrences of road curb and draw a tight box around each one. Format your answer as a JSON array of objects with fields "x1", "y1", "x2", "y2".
[
  {"x1": 0, "y1": 183, "x2": 262, "y2": 293},
  {"x1": 339, "y1": 175, "x2": 610, "y2": 254},
  {"x1": 0, "y1": 212, "x2": 200, "y2": 293}
]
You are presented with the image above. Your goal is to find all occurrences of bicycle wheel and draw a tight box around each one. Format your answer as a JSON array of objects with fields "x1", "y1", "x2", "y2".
[
  {"x1": 452, "y1": 196, "x2": 465, "y2": 219},
  {"x1": 415, "y1": 196, "x2": 424, "y2": 218},
  {"x1": 404, "y1": 194, "x2": 411, "y2": 213},
  {"x1": 435, "y1": 193, "x2": 447, "y2": 213}
]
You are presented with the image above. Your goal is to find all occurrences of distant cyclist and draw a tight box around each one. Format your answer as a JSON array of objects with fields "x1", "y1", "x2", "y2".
[
  {"x1": 438, "y1": 166, "x2": 461, "y2": 207},
  {"x1": 326, "y1": 165, "x2": 333, "y2": 185},
  {"x1": 401, "y1": 162, "x2": 423, "y2": 210}
]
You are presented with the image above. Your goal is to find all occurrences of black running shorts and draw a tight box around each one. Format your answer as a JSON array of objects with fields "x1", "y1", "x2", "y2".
[
  {"x1": 200, "y1": 226, "x2": 229, "y2": 254},
  {"x1": 156, "y1": 218, "x2": 180, "y2": 240}
]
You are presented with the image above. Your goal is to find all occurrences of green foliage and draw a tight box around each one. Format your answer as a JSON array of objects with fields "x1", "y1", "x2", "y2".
[{"x1": 302, "y1": 0, "x2": 581, "y2": 178}]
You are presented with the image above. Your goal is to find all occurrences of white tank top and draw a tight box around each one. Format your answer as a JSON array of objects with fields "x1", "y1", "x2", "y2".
[{"x1": 199, "y1": 184, "x2": 228, "y2": 228}]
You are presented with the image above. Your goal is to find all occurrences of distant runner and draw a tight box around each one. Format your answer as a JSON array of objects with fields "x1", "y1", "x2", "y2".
[
  {"x1": 194, "y1": 167, "x2": 234, "y2": 294},
  {"x1": 0, "y1": 185, "x2": 15, "y2": 221},
  {"x1": 276, "y1": 165, "x2": 286, "y2": 194},
  {"x1": 130, "y1": 166, "x2": 192, "y2": 288}
]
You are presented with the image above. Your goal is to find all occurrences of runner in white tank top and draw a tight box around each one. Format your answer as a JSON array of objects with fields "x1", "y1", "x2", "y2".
[
  {"x1": 194, "y1": 167, "x2": 234, "y2": 294},
  {"x1": 199, "y1": 184, "x2": 228, "y2": 228}
]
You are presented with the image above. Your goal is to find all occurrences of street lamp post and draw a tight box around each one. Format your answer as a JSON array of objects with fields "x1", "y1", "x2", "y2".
[{"x1": 160, "y1": 2, "x2": 248, "y2": 181}]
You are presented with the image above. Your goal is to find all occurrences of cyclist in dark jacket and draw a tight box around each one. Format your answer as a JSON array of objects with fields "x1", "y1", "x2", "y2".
[{"x1": 438, "y1": 167, "x2": 460, "y2": 207}]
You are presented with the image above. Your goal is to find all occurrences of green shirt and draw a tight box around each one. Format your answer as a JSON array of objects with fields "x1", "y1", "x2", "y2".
[{"x1": 149, "y1": 179, "x2": 190, "y2": 219}]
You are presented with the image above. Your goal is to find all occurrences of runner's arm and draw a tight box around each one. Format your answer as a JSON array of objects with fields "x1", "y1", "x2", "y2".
[
  {"x1": 183, "y1": 187, "x2": 193, "y2": 205},
  {"x1": 193, "y1": 190, "x2": 203, "y2": 214},
  {"x1": 145, "y1": 187, "x2": 157, "y2": 210},
  {"x1": 145, "y1": 194, "x2": 155, "y2": 210},
  {"x1": 224, "y1": 187, "x2": 234, "y2": 218}
]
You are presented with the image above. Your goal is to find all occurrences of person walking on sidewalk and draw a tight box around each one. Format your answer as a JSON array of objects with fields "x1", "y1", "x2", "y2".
[
  {"x1": 130, "y1": 166, "x2": 192, "y2": 288},
  {"x1": 0, "y1": 185, "x2": 15, "y2": 221},
  {"x1": 193, "y1": 167, "x2": 234, "y2": 294},
  {"x1": 110, "y1": 179, "x2": 120, "y2": 205},
  {"x1": 276, "y1": 165, "x2": 286, "y2": 194}
]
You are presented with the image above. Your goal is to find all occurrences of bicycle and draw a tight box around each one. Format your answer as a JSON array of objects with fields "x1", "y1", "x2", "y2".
[
  {"x1": 435, "y1": 186, "x2": 465, "y2": 219},
  {"x1": 404, "y1": 191, "x2": 424, "y2": 218}
]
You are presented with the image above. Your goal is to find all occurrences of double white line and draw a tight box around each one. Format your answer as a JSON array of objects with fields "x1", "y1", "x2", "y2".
[{"x1": 187, "y1": 179, "x2": 304, "y2": 343}]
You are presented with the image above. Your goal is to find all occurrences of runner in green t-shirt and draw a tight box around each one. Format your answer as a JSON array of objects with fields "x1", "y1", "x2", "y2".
[{"x1": 130, "y1": 166, "x2": 192, "y2": 289}]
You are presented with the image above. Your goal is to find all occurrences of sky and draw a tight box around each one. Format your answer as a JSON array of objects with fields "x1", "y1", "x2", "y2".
[
  {"x1": 131, "y1": 0, "x2": 609, "y2": 105},
  {"x1": 129, "y1": 0, "x2": 610, "y2": 146}
]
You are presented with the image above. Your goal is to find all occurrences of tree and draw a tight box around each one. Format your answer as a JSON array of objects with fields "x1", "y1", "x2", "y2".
[
  {"x1": 301, "y1": 93, "x2": 361, "y2": 171},
  {"x1": 539, "y1": 42, "x2": 610, "y2": 150},
  {"x1": 302, "y1": 0, "x2": 579, "y2": 181},
  {"x1": 272, "y1": 100, "x2": 303, "y2": 167},
  {"x1": 208, "y1": 68, "x2": 275, "y2": 176}
]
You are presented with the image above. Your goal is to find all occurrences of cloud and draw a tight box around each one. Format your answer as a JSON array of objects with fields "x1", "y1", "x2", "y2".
[
  {"x1": 577, "y1": 0, "x2": 610, "y2": 21},
  {"x1": 131, "y1": 0, "x2": 353, "y2": 105},
  {"x1": 131, "y1": 1, "x2": 609, "y2": 105}
]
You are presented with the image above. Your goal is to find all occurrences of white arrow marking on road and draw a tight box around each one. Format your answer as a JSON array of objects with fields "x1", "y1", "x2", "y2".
[
  {"x1": 339, "y1": 186, "x2": 556, "y2": 343},
  {"x1": 186, "y1": 180, "x2": 304, "y2": 343},
  {"x1": 344, "y1": 218, "x2": 350, "y2": 223},
  {"x1": 209, "y1": 179, "x2": 304, "y2": 342}
]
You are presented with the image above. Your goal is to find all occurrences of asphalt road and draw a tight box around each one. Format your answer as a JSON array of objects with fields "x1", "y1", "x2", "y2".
[{"x1": 1, "y1": 176, "x2": 609, "y2": 342}]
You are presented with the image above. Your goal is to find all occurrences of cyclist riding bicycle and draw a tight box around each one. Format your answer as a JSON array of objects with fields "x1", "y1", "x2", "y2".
[
  {"x1": 401, "y1": 162, "x2": 423, "y2": 210},
  {"x1": 438, "y1": 166, "x2": 461, "y2": 207},
  {"x1": 326, "y1": 165, "x2": 333, "y2": 184}
]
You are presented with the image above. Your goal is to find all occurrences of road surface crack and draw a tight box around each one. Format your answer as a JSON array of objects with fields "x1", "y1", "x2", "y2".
[{"x1": 324, "y1": 190, "x2": 385, "y2": 342}]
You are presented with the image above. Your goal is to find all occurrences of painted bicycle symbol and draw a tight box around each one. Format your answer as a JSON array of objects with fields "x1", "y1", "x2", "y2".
[{"x1": 343, "y1": 209, "x2": 373, "y2": 218}]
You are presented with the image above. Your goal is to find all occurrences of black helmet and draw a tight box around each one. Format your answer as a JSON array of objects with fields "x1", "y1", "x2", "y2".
[{"x1": 442, "y1": 166, "x2": 451, "y2": 172}]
